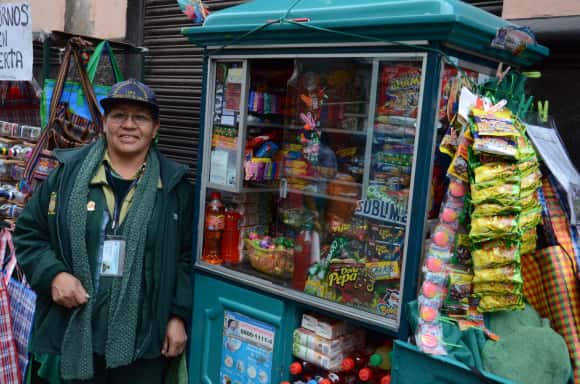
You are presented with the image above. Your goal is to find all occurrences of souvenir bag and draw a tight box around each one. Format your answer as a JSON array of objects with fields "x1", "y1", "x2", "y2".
[
  {"x1": 40, "y1": 40, "x2": 123, "y2": 128},
  {"x1": 23, "y1": 37, "x2": 106, "y2": 186},
  {"x1": 2, "y1": 228, "x2": 36, "y2": 380},
  {"x1": 0, "y1": 228, "x2": 21, "y2": 383},
  {"x1": 521, "y1": 177, "x2": 580, "y2": 382}
]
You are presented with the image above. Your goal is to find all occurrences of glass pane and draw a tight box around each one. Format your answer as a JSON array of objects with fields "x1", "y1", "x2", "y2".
[
  {"x1": 201, "y1": 57, "x2": 424, "y2": 325},
  {"x1": 208, "y1": 61, "x2": 244, "y2": 187}
]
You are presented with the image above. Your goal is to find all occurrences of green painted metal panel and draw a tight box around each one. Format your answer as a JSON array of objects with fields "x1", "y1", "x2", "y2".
[
  {"x1": 182, "y1": 0, "x2": 548, "y2": 67},
  {"x1": 189, "y1": 272, "x2": 299, "y2": 384}
]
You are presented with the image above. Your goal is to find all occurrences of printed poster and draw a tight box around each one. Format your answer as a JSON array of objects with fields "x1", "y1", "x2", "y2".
[
  {"x1": 0, "y1": 2, "x2": 33, "y2": 80},
  {"x1": 220, "y1": 311, "x2": 275, "y2": 384}
]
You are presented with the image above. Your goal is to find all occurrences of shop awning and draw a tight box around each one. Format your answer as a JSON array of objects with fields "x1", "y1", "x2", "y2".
[{"x1": 182, "y1": 0, "x2": 548, "y2": 67}]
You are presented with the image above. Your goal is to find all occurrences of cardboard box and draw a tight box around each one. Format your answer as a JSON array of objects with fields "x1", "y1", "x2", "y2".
[{"x1": 301, "y1": 313, "x2": 348, "y2": 340}]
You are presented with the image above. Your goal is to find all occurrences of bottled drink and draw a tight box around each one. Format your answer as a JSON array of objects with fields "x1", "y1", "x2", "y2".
[
  {"x1": 289, "y1": 361, "x2": 317, "y2": 380},
  {"x1": 358, "y1": 368, "x2": 375, "y2": 384},
  {"x1": 222, "y1": 204, "x2": 241, "y2": 264},
  {"x1": 320, "y1": 372, "x2": 354, "y2": 384},
  {"x1": 292, "y1": 223, "x2": 313, "y2": 291},
  {"x1": 341, "y1": 351, "x2": 369, "y2": 373},
  {"x1": 369, "y1": 344, "x2": 392, "y2": 371},
  {"x1": 379, "y1": 374, "x2": 391, "y2": 384},
  {"x1": 202, "y1": 192, "x2": 225, "y2": 264}
]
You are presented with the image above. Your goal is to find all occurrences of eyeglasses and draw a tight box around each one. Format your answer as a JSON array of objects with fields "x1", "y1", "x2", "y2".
[{"x1": 108, "y1": 112, "x2": 153, "y2": 126}]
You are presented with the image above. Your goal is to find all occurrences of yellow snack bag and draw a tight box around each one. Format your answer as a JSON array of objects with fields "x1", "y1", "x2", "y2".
[
  {"x1": 477, "y1": 294, "x2": 524, "y2": 312},
  {"x1": 473, "y1": 264, "x2": 523, "y2": 284},
  {"x1": 471, "y1": 182, "x2": 520, "y2": 206},
  {"x1": 472, "y1": 109, "x2": 520, "y2": 138},
  {"x1": 473, "y1": 162, "x2": 518, "y2": 184},
  {"x1": 472, "y1": 240, "x2": 520, "y2": 269},
  {"x1": 472, "y1": 203, "x2": 521, "y2": 217},
  {"x1": 470, "y1": 215, "x2": 519, "y2": 242},
  {"x1": 473, "y1": 282, "x2": 522, "y2": 295},
  {"x1": 519, "y1": 206, "x2": 542, "y2": 231},
  {"x1": 521, "y1": 169, "x2": 542, "y2": 193}
]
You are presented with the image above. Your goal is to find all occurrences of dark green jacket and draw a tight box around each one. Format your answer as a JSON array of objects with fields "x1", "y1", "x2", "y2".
[{"x1": 14, "y1": 142, "x2": 194, "y2": 358}]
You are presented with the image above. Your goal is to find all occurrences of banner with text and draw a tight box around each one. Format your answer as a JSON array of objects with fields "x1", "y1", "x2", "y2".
[{"x1": 0, "y1": 2, "x2": 32, "y2": 80}]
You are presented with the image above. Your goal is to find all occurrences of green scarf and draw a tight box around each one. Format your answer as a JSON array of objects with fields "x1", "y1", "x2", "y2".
[{"x1": 60, "y1": 138, "x2": 160, "y2": 380}]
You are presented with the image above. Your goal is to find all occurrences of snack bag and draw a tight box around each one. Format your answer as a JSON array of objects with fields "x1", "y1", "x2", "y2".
[
  {"x1": 472, "y1": 240, "x2": 520, "y2": 269},
  {"x1": 471, "y1": 182, "x2": 520, "y2": 206},
  {"x1": 439, "y1": 118, "x2": 464, "y2": 157},
  {"x1": 377, "y1": 64, "x2": 422, "y2": 118},
  {"x1": 472, "y1": 135, "x2": 518, "y2": 159},
  {"x1": 473, "y1": 264, "x2": 523, "y2": 284},
  {"x1": 469, "y1": 215, "x2": 519, "y2": 242},
  {"x1": 418, "y1": 295, "x2": 444, "y2": 322},
  {"x1": 447, "y1": 128, "x2": 473, "y2": 182},
  {"x1": 519, "y1": 206, "x2": 542, "y2": 231},
  {"x1": 421, "y1": 272, "x2": 448, "y2": 299},
  {"x1": 472, "y1": 109, "x2": 520, "y2": 138},
  {"x1": 477, "y1": 294, "x2": 524, "y2": 312},
  {"x1": 472, "y1": 203, "x2": 521, "y2": 217},
  {"x1": 453, "y1": 234, "x2": 472, "y2": 267},
  {"x1": 521, "y1": 168, "x2": 542, "y2": 195},
  {"x1": 431, "y1": 224, "x2": 456, "y2": 250},
  {"x1": 439, "y1": 197, "x2": 465, "y2": 231},
  {"x1": 423, "y1": 244, "x2": 453, "y2": 274},
  {"x1": 517, "y1": 157, "x2": 539, "y2": 173},
  {"x1": 473, "y1": 282, "x2": 522, "y2": 295},
  {"x1": 520, "y1": 191, "x2": 540, "y2": 211},
  {"x1": 445, "y1": 269, "x2": 473, "y2": 309},
  {"x1": 473, "y1": 162, "x2": 518, "y2": 185}
]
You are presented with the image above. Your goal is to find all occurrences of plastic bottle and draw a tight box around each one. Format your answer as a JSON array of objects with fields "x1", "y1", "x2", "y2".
[
  {"x1": 357, "y1": 368, "x2": 375, "y2": 384},
  {"x1": 368, "y1": 342, "x2": 393, "y2": 371},
  {"x1": 202, "y1": 192, "x2": 225, "y2": 264},
  {"x1": 320, "y1": 371, "x2": 354, "y2": 384},
  {"x1": 222, "y1": 204, "x2": 241, "y2": 264},
  {"x1": 341, "y1": 351, "x2": 369, "y2": 374},
  {"x1": 293, "y1": 222, "x2": 313, "y2": 291},
  {"x1": 379, "y1": 374, "x2": 391, "y2": 384},
  {"x1": 289, "y1": 361, "x2": 317, "y2": 381}
]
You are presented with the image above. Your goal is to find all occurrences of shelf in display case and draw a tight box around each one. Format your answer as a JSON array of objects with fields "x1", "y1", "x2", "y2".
[
  {"x1": 247, "y1": 122, "x2": 367, "y2": 136},
  {"x1": 286, "y1": 188, "x2": 359, "y2": 204}
]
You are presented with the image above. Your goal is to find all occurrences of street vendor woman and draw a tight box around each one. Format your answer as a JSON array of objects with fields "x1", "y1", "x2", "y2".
[{"x1": 14, "y1": 79, "x2": 193, "y2": 383}]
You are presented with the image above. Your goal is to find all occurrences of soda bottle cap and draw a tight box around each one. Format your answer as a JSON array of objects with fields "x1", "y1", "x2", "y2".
[
  {"x1": 320, "y1": 379, "x2": 332, "y2": 384},
  {"x1": 342, "y1": 357, "x2": 355, "y2": 371},
  {"x1": 289, "y1": 362, "x2": 303, "y2": 375},
  {"x1": 369, "y1": 353, "x2": 383, "y2": 367},
  {"x1": 307, "y1": 380, "x2": 318, "y2": 384},
  {"x1": 210, "y1": 191, "x2": 221, "y2": 200},
  {"x1": 359, "y1": 368, "x2": 373, "y2": 382},
  {"x1": 380, "y1": 375, "x2": 392, "y2": 384}
]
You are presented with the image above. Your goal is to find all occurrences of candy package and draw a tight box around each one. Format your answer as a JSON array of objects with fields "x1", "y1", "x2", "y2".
[
  {"x1": 423, "y1": 244, "x2": 453, "y2": 273},
  {"x1": 447, "y1": 129, "x2": 473, "y2": 182},
  {"x1": 476, "y1": 294, "x2": 524, "y2": 312},
  {"x1": 421, "y1": 272, "x2": 448, "y2": 299},
  {"x1": 470, "y1": 215, "x2": 519, "y2": 242},
  {"x1": 473, "y1": 282, "x2": 522, "y2": 295},
  {"x1": 447, "y1": 177, "x2": 468, "y2": 199},
  {"x1": 377, "y1": 64, "x2": 422, "y2": 118},
  {"x1": 416, "y1": 323, "x2": 447, "y2": 355},
  {"x1": 473, "y1": 264, "x2": 523, "y2": 284},
  {"x1": 446, "y1": 269, "x2": 473, "y2": 305},
  {"x1": 472, "y1": 240, "x2": 520, "y2": 269},
  {"x1": 431, "y1": 224, "x2": 457, "y2": 250},
  {"x1": 473, "y1": 162, "x2": 518, "y2": 185},
  {"x1": 418, "y1": 296, "x2": 443, "y2": 322},
  {"x1": 453, "y1": 234, "x2": 472, "y2": 267},
  {"x1": 439, "y1": 197, "x2": 465, "y2": 231}
]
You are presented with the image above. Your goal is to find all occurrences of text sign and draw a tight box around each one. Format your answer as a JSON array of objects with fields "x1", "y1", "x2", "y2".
[
  {"x1": 0, "y1": 2, "x2": 32, "y2": 80},
  {"x1": 355, "y1": 199, "x2": 408, "y2": 226}
]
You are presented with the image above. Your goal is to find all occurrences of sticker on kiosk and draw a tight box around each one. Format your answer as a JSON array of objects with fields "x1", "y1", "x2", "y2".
[
  {"x1": 220, "y1": 311, "x2": 275, "y2": 384},
  {"x1": 354, "y1": 199, "x2": 408, "y2": 226}
]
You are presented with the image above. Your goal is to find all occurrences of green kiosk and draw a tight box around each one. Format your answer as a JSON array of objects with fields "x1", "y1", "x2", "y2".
[{"x1": 182, "y1": 1, "x2": 548, "y2": 383}]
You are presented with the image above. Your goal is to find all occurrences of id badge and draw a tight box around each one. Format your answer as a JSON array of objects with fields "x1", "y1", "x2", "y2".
[{"x1": 100, "y1": 235, "x2": 126, "y2": 277}]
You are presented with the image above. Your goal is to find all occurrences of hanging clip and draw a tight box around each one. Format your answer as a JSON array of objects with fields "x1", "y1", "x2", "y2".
[
  {"x1": 495, "y1": 62, "x2": 511, "y2": 84},
  {"x1": 537, "y1": 100, "x2": 549, "y2": 123}
]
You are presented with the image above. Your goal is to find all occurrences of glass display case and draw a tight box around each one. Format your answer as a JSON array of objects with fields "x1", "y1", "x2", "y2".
[{"x1": 197, "y1": 54, "x2": 427, "y2": 330}]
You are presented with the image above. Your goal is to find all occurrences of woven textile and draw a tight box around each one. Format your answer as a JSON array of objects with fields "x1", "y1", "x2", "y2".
[
  {"x1": 7, "y1": 277, "x2": 35, "y2": 380},
  {"x1": 522, "y1": 178, "x2": 580, "y2": 381},
  {"x1": 0, "y1": 270, "x2": 20, "y2": 384}
]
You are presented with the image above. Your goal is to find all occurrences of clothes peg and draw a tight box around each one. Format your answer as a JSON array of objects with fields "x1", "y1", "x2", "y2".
[
  {"x1": 537, "y1": 100, "x2": 549, "y2": 123},
  {"x1": 495, "y1": 62, "x2": 511, "y2": 84}
]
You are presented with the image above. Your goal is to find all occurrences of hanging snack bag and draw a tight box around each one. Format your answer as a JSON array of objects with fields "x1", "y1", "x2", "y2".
[
  {"x1": 447, "y1": 128, "x2": 473, "y2": 182},
  {"x1": 520, "y1": 231, "x2": 538, "y2": 255},
  {"x1": 519, "y1": 206, "x2": 542, "y2": 231},
  {"x1": 520, "y1": 191, "x2": 540, "y2": 211},
  {"x1": 431, "y1": 224, "x2": 457, "y2": 250},
  {"x1": 453, "y1": 234, "x2": 472, "y2": 267},
  {"x1": 445, "y1": 269, "x2": 473, "y2": 307},
  {"x1": 472, "y1": 240, "x2": 520, "y2": 269},
  {"x1": 471, "y1": 182, "x2": 520, "y2": 206},
  {"x1": 423, "y1": 244, "x2": 453, "y2": 274},
  {"x1": 439, "y1": 197, "x2": 465, "y2": 231},
  {"x1": 472, "y1": 109, "x2": 520, "y2": 138},
  {"x1": 421, "y1": 272, "x2": 448, "y2": 299},
  {"x1": 470, "y1": 215, "x2": 519, "y2": 242},
  {"x1": 472, "y1": 202, "x2": 521, "y2": 217},
  {"x1": 473, "y1": 282, "x2": 522, "y2": 295},
  {"x1": 517, "y1": 157, "x2": 539, "y2": 173},
  {"x1": 472, "y1": 134, "x2": 518, "y2": 159},
  {"x1": 419, "y1": 295, "x2": 444, "y2": 322},
  {"x1": 520, "y1": 168, "x2": 542, "y2": 196},
  {"x1": 473, "y1": 264, "x2": 523, "y2": 284},
  {"x1": 473, "y1": 162, "x2": 518, "y2": 185},
  {"x1": 477, "y1": 294, "x2": 524, "y2": 312}
]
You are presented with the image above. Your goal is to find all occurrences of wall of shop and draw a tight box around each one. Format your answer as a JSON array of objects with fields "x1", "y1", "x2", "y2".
[
  {"x1": 503, "y1": 0, "x2": 580, "y2": 18},
  {"x1": 27, "y1": 0, "x2": 127, "y2": 38}
]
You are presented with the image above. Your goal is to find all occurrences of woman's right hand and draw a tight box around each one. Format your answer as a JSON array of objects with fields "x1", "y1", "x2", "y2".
[{"x1": 51, "y1": 272, "x2": 89, "y2": 308}]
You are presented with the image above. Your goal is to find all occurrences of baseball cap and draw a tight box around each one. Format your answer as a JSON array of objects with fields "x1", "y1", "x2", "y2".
[{"x1": 100, "y1": 78, "x2": 159, "y2": 118}]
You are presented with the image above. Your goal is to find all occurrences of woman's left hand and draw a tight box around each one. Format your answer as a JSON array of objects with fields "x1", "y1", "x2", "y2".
[{"x1": 162, "y1": 317, "x2": 188, "y2": 357}]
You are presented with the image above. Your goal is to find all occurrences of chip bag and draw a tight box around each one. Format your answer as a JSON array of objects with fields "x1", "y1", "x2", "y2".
[
  {"x1": 519, "y1": 206, "x2": 542, "y2": 231},
  {"x1": 470, "y1": 215, "x2": 519, "y2": 242},
  {"x1": 473, "y1": 162, "x2": 518, "y2": 184},
  {"x1": 473, "y1": 282, "x2": 522, "y2": 295},
  {"x1": 471, "y1": 182, "x2": 520, "y2": 206},
  {"x1": 472, "y1": 109, "x2": 520, "y2": 138},
  {"x1": 476, "y1": 293, "x2": 524, "y2": 312},
  {"x1": 473, "y1": 264, "x2": 523, "y2": 284},
  {"x1": 472, "y1": 203, "x2": 521, "y2": 217},
  {"x1": 472, "y1": 240, "x2": 520, "y2": 269}
]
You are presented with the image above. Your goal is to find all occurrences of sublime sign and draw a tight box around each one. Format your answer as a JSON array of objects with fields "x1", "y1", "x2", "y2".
[
  {"x1": 355, "y1": 199, "x2": 408, "y2": 226},
  {"x1": 0, "y1": 2, "x2": 32, "y2": 80}
]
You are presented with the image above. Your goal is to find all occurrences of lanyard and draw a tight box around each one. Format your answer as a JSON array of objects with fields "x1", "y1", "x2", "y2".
[{"x1": 104, "y1": 163, "x2": 140, "y2": 234}]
